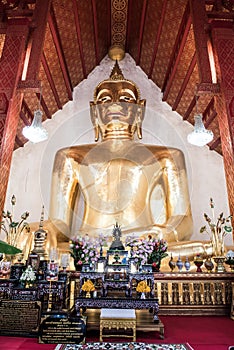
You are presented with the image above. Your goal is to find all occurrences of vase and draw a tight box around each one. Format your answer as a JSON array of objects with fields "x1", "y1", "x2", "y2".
[
  {"x1": 184, "y1": 257, "x2": 190, "y2": 272},
  {"x1": 152, "y1": 260, "x2": 161, "y2": 272},
  {"x1": 204, "y1": 257, "x2": 214, "y2": 273},
  {"x1": 74, "y1": 261, "x2": 83, "y2": 271},
  {"x1": 169, "y1": 255, "x2": 176, "y2": 272},
  {"x1": 213, "y1": 256, "x2": 226, "y2": 273},
  {"x1": 176, "y1": 256, "x2": 183, "y2": 272},
  {"x1": 141, "y1": 292, "x2": 146, "y2": 299},
  {"x1": 194, "y1": 255, "x2": 203, "y2": 273},
  {"x1": 86, "y1": 292, "x2": 91, "y2": 298}
]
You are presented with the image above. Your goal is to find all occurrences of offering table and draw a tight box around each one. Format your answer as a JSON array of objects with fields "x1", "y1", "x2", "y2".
[{"x1": 75, "y1": 296, "x2": 159, "y2": 323}]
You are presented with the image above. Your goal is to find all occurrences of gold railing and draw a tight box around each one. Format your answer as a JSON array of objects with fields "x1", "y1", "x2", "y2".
[{"x1": 154, "y1": 272, "x2": 233, "y2": 316}]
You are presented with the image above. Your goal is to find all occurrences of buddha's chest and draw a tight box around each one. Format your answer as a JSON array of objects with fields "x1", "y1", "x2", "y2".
[{"x1": 78, "y1": 158, "x2": 159, "y2": 191}]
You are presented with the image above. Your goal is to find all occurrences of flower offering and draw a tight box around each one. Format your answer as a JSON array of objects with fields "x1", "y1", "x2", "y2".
[
  {"x1": 200, "y1": 198, "x2": 232, "y2": 257},
  {"x1": 136, "y1": 280, "x2": 150, "y2": 293},
  {"x1": 20, "y1": 265, "x2": 36, "y2": 283},
  {"x1": 70, "y1": 235, "x2": 99, "y2": 265},
  {"x1": 81, "y1": 279, "x2": 95, "y2": 292}
]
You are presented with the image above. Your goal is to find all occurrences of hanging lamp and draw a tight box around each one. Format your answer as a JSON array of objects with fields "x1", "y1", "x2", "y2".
[
  {"x1": 22, "y1": 85, "x2": 48, "y2": 143},
  {"x1": 187, "y1": 95, "x2": 213, "y2": 147}
]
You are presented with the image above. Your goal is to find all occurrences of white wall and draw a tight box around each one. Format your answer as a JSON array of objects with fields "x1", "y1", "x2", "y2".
[{"x1": 5, "y1": 54, "x2": 233, "y2": 246}]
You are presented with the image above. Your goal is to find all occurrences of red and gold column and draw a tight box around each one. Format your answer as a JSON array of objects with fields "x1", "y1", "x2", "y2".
[
  {"x1": 211, "y1": 21, "x2": 234, "y2": 222},
  {"x1": 0, "y1": 18, "x2": 30, "y2": 214}
]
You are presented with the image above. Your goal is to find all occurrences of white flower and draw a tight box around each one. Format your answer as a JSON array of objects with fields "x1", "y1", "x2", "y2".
[{"x1": 20, "y1": 265, "x2": 36, "y2": 282}]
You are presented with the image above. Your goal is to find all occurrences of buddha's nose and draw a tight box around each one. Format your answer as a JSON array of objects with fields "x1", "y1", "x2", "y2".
[{"x1": 108, "y1": 103, "x2": 123, "y2": 113}]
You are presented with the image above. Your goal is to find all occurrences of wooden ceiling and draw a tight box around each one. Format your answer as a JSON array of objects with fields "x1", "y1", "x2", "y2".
[{"x1": 1, "y1": 0, "x2": 234, "y2": 154}]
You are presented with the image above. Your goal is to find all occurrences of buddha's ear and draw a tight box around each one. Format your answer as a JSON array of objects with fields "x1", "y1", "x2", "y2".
[
  {"x1": 90, "y1": 101, "x2": 99, "y2": 142},
  {"x1": 136, "y1": 99, "x2": 146, "y2": 139}
]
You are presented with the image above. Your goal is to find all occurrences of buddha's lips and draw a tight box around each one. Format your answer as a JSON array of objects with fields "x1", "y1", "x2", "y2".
[{"x1": 106, "y1": 112, "x2": 125, "y2": 118}]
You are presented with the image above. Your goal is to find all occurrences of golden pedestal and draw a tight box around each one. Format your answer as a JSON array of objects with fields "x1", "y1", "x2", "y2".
[{"x1": 100, "y1": 308, "x2": 136, "y2": 342}]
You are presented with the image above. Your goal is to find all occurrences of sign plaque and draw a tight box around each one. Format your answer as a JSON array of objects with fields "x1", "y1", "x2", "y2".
[
  {"x1": 39, "y1": 313, "x2": 86, "y2": 344},
  {"x1": 0, "y1": 300, "x2": 41, "y2": 336}
]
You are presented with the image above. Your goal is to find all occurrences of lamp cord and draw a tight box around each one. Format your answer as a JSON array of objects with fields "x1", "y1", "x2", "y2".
[{"x1": 38, "y1": 82, "x2": 42, "y2": 110}]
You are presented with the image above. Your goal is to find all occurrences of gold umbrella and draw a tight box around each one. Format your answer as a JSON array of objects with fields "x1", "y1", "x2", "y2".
[{"x1": 0, "y1": 240, "x2": 22, "y2": 255}]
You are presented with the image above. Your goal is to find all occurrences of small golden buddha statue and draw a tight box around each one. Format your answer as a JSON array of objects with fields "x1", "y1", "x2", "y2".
[{"x1": 49, "y1": 60, "x2": 213, "y2": 259}]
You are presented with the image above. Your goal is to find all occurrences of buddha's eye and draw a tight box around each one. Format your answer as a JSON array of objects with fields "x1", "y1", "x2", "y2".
[
  {"x1": 119, "y1": 96, "x2": 136, "y2": 102},
  {"x1": 97, "y1": 96, "x2": 112, "y2": 103}
]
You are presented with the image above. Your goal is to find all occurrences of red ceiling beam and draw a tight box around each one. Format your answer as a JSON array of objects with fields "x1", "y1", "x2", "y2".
[
  {"x1": 202, "y1": 97, "x2": 215, "y2": 124},
  {"x1": 0, "y1": 22, "x2": 7, "y2": 34},
  {"x1": 20, "y1": 110, "x2": 30, "y2": 126},
  {"x1": 73, "y1": 0, "x2": 87, "y2": 79},
  {"x1": 41, "y1": 51, "x2": 62, "y2": 110},
  {"x1": 48, "y1": 4, "x2": 73, "y2": 100},
  {"x1": 162, "y1": 2, "x2": 191, "y2": 101},
  {"x1": 15, "y1": 135, "x2": 24, "y2": 148},
  {"x1": 36, "y1": 92, "x2": 51, "y2": 119},
  {"x1": 202, "y1": 97, "x2": 217, "y2": 128},
  {"x1": 209, "y1": 136, "x2": 221, "y2": 150},
  {"x1": 207, "y1": 11, "x2": 234, "y2": 20},
  {"x1": 91, "y1": 0, "x2": 100, "y2": 65},
  {"x1": 25, "y1": 0, "x2": 52, "y2": 84},
  {"x1": 183, "y1": 95, "x2": 199, "y2": 121},
  {"x1": 136, "y1": 0, "x2": 148, "y2": 66},
  {"x1": 189, "y1": 0, "x2": 219, "y2": 94},
  {"x1": 203, "y1": 96, "x2": 214, "y2": 116},
  {"x1": 205, "y1": 109, "x2": 217, "y2": 128},
  {"x1": 172, "y1": 52, "x2": 196, "y2": 111},
  {"x1": 148, "y1": 0, "x2": 168, "y2": 79},
  {"x1": 22, "y1": 99, "x2": 34, "y2": 121}
]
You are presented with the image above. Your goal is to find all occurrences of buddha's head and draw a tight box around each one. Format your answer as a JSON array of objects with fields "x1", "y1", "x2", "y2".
[{"x1": 90, "y1": 61, "x2": 146, "y2": 141}]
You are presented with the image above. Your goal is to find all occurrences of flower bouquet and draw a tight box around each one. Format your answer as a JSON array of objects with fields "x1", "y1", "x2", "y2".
[
  {"x1": 20, "y1": 265, "x2": 36, "y2": 287},
  {"x1": 147, "y1": 238, "x2": 168, "y2": 271},
  {"x1": 70, "y1": 235, "x2": 99, "y2": 270},
  {"x1": 125, "y1": 236, "x2": 155, "y2": 268}
]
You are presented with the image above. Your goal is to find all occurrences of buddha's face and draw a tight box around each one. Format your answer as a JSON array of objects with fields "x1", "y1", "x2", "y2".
[{"x1": 90, "y1": 81, "x2": 146, "y2": 140}]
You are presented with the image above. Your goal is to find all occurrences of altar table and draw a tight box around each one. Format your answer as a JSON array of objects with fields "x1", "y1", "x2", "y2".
[{"x1": 75, "y1": 297, "x2": 159, "y2": 323}]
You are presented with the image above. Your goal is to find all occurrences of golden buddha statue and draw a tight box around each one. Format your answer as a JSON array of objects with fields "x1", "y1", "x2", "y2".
[{"x1": 49, "y1": 60, "x2": 213, "y2": 259}]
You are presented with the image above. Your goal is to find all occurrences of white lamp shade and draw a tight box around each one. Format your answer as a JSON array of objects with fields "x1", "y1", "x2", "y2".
[
  {"x1": 23, "y1": 110, "x2": 48, "y2": 143},
  {"x1": 187, "y1": 114, "x2": 213, "y2": 147}
]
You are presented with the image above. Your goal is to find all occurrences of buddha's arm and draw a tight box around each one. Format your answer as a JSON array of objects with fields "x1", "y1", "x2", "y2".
[
  {"x1": 49, "y1": 149, "x2": 81, "y2": 234},
  {"x1": 167, "y1": 240, "x2": 213, "y2": 259},
  {"x1": 150, "y1": 151, "x2": 193, "y2": 242}
]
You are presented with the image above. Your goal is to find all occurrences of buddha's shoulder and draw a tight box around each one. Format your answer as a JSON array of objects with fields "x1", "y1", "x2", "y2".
[
  {"x1": 54, "y1": 142, "x2": 184, "y2": 160},
  {"x1": 55, "y1": 144, "x2": 95, "y2": 157},
  {"x1": 139, "y1": 143, "x2": 184, "y2": 157}
]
